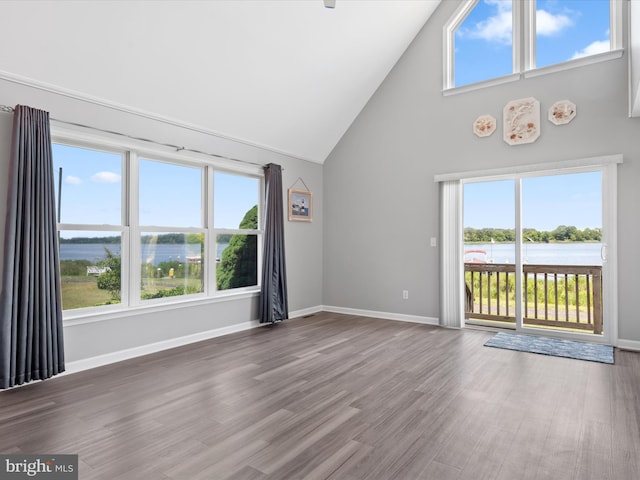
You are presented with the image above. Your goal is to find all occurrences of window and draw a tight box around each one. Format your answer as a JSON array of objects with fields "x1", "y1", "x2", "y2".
[
  {"x1": 53, "y1": 141, "x2": 263, "y2": 315},
  {"x1": 535, "y1": 0, "x2": 611, "y2": 69},
  {"x1": 53, "y1": 144, "x2": 125, "y2": 310},
  {"x1": 213, "y1": 171, "x2": 260, "y2": 291},
  {"x1": 454, "y1": 0, "x2": 514, "y2": 87},
  {"x1": 138, "y1": 159, "x2": 205, "y2": 301},
  {"x1": 445, "y1": 0, "x2": 621, "y2": 90}
]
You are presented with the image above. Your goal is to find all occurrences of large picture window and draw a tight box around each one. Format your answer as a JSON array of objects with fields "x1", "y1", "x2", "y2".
[
  {"x1": 52, "y1": 141, "x2": 262, "y2": 315},
  {"x1": 445, "y1": 0, "x2": 621, "y2": 90}
]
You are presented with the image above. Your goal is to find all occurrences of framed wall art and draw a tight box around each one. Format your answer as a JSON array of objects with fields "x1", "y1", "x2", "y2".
[{"x1": 288, "y1": 188, "x2": 313, "y2": 222}]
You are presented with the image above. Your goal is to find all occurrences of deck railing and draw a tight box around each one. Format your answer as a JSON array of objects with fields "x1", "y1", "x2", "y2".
[{"x1": 464, "y1": 263, "x2": 603, "y2": 334}]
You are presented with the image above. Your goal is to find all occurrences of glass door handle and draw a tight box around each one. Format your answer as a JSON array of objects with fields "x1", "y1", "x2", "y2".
[{"x1": 601, "y1": 244, "x2": 607, "y2": 262}]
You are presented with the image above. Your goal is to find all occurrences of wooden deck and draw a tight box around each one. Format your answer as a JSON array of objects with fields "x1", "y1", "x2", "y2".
[
  {"x1": 466, "y1": 263, "x2": 603, "y2": 334},
  {"x1": 1, "y1": 312, "x2": 639, "y2": 479}
]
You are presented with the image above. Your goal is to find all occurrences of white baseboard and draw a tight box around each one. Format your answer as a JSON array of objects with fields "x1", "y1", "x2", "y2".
[
  {"x1": 289, "y1": 305, "x2": 325, "y2": 318},
  {"x1": 64, "y1": 306, "x2": 325, "y2": 376},
  {"x1": 322, "y1": 305, "x2": 439, "y2": 326},
  {"x1": 65, "y1": 320, "x2": 260, "y2": 375},
  {"x1": 616, "y1": 338, "x2": 640, "y2": 351},
  {"x1": 64, "y1": 304, "x2": 436, "y2": 376}
]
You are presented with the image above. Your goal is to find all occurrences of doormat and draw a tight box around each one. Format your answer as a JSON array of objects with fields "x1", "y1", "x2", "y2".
[{"x1": 484, "y1": 331, "x2": 614, "y2": 364}]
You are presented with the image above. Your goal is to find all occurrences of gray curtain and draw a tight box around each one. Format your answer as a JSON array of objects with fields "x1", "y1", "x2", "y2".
[
  {"x1": 0, "y1": 105, "x2": 65, "y2": 389},
  {"x1": 260, "y1": 163, "x2": 288, "y2": 323}
]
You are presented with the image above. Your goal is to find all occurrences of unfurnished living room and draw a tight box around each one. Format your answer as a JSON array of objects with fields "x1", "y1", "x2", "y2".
[{"x1": 0, "y1": 1, "x2": 639, "y2": 479}]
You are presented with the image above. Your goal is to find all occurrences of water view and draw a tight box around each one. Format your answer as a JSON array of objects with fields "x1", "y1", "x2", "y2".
[
  {"x1": 465, "y1": 242, "x2": 603, "y2": 266},
  {"x1": 59, "y1": 243, "x2": 228, "y2": 264}
]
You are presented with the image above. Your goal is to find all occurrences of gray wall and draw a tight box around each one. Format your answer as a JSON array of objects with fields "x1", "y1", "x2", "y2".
[
  {"x1": 0, "y1": 80, "x2": 323, "y2": 364},
  {"x1": 323, "y1": 0, "x2": 640, "y2": 343}
]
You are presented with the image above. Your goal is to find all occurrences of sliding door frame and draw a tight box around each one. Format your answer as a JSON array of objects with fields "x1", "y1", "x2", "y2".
[{"x1": 436, "y1": 155, "x2": 621, "y2": 345}]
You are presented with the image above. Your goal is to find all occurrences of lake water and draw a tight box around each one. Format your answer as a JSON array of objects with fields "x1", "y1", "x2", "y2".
[
  {"x1": 465, "y1": 242, "x2": 603, "y2": 266},
  {"x1": 60, "y1": 243, "x2": 228, "y2": 264},
  {"x1": 62, "y1": 242, "x2": 603, "y2": 266}
]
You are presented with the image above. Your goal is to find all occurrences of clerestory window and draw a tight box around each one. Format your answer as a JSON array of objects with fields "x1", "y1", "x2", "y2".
[{"x1": 444, "y1": 0, "x2": 622, "y2": 91}]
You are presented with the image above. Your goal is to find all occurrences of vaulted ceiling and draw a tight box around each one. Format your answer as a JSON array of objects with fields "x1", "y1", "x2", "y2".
[{"x1": 0, "y1": 0, "x2": 441, "y2": 163}]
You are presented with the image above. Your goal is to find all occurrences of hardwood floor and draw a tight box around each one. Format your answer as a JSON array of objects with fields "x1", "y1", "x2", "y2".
[{"x1": 1, "y1": 312, "x2": 639, "y2": 479}]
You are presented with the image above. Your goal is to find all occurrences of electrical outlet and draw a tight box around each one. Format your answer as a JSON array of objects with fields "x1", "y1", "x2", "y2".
[
  {"x1": 402, "y1": 290, "x2": 409, "y2": 300},
  {"x1": 430, "y1": 237, "x2": 437, "y2": 247}
]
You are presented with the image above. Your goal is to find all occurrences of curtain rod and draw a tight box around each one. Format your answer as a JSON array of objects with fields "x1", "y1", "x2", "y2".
[{"x1": 0, "y1": 104, "x2": 278, "y2": 170}]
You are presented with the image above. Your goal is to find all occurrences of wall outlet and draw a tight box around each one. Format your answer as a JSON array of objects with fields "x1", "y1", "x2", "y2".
[
  {"x1": 430, "y1": 237, "x2": 437, "y2": 247},
  {"x1": 402, "y1": 290, "x2": 409, "y2": 300}
]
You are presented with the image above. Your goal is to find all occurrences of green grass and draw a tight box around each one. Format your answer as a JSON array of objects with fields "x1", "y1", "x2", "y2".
[
  {"x1": 61, "y1": 276, "x2": 114, "y2": 310},
  {"x1": 61, "y1": 275, "x2": 203, "y2": 310}
]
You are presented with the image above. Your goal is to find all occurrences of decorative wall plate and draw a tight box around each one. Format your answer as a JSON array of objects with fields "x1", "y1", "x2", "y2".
[
  {"x1": 503, "y1": 97, "x2": 540, "y2": 146},
  {"x1": 473, "y1": 115, "x2": 496, "y2": 137},
  {"x1": 548, "y1": 100, "x2": 576, "y2": 125}
]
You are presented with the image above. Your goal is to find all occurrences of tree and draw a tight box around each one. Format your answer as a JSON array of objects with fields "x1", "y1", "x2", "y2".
[
  {"x1": 96, "y1": 247, "x2": 121, "y2": 301},
  {"x1": 216, "y1": 205, "x2": 258, "y2": 290}
]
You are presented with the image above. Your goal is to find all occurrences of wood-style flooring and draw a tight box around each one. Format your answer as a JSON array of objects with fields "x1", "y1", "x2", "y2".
[{"x1": 1, "y1": 312, "x2": 639, "y2": 479}]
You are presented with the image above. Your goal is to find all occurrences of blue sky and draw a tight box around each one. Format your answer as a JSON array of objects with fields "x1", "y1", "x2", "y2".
[
  {"x1": 455, "y1": 0, "x2": 610, "y2": 86},
  {"x1": 464, "y1": 171, "x2": 602, "y2": 231},
  {"x1": 53, "y1": 144, "x2": 259, "y2": 236}
]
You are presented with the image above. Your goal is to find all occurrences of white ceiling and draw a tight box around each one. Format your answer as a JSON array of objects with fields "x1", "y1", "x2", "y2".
[{"x1": 0, "y1": 0, "x2": 440, "y2": 163}]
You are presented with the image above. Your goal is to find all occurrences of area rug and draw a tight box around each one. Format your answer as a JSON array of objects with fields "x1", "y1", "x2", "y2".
[{"x1": 484, "y1": 331, "x2": 614, "y2": 364}]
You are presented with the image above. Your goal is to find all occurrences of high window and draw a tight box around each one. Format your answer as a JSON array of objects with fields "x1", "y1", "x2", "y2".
[
  {"x1": 445, "y1": 0, "x2": 622, "y2": 90},
  {"x1": 53, "y1": 140, "x2": 262, "y2": 315}
]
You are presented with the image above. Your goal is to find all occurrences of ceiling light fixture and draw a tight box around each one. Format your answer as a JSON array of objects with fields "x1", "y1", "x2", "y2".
[{"x1": 324, "y1": 0, "x2": 336, "y2": 8}]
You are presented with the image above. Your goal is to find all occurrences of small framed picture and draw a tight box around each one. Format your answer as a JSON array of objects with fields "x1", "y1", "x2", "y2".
[{"x1": 288, "y1": 189, "x2": 313, "y2": 222}]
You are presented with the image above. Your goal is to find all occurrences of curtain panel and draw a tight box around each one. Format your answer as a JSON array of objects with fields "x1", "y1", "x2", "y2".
[
  {"x1": 0, "y1": 105, "x2": 65, "y2": 389},
  {"x1": 439, "y1": 180, "x2": 464, "y2": 328},
  {"x1": 259, "y1": 163, "x2": 289, "y2": 323}
]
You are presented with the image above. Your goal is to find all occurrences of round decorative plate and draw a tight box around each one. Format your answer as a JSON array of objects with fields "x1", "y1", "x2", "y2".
[
  {"x1": 473, "y1": 115, "x2": 496, "y2": 138},
  {"x1": 548, "y1": 100, "x2": 576, "y2": 125}
]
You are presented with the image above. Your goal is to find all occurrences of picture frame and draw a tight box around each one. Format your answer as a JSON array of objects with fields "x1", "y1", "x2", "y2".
[{"x1": 288, "y1": 188, "x2": 313, "y2": 222}]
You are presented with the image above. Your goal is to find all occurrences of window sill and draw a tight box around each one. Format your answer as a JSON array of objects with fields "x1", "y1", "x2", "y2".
[
  {"x1": 523, "y1": 49, "x2": 623, "y2": 79},
  {"x1": 443, "y1": 49, "x2": 624, "y2": 96},
  {"x1": 443, "y1": 73, "x2": 520, "y2": 97},
  {"x1": 62, "y1": 288, "x2": 260, "y2": 326}
]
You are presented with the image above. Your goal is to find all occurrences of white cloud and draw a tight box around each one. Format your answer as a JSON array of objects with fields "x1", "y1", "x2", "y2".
[
  {"x1": 460, "y1": 2, "x2": 573, "y2": 45},
  {"x1": 91, "y1": 171, "x2": 121, "y2": 183},
  {"x1": 65, "y1": 175, "x2": 82, "y2": 185},
  {"x1": 463, "y1": 0, "x2": 512, "y2": 45},
  {"x1": 536, "y1": 10, "x2": 572, "y2": 36},
  {"x1": 571, "y1": 40, "x2": 609, "y2": 60}
]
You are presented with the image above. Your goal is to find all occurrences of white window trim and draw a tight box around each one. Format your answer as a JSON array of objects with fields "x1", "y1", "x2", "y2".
[
  {"x1": 443, "y1": 0, "x2": 623, "y2": 94},
  {"x1": 52, "y1": 125, "x2": 264, "y2": 322}
]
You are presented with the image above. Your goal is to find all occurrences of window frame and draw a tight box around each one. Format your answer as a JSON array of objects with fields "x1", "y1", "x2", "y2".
[
  {"x1": 443, "y1": 0, "x2": 624, "y2": 94},
  {"x1": 52, "y1": 128, "x2": 264, "y2": 322},
  {"x1": 53, "y1": 140, "x2": 130, "y2": 314}
]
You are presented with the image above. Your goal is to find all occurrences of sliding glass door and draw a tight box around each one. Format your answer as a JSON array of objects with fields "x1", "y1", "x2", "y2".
[{"x1": 461, "y1": 165, "x2": 615, "y2": 343}]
